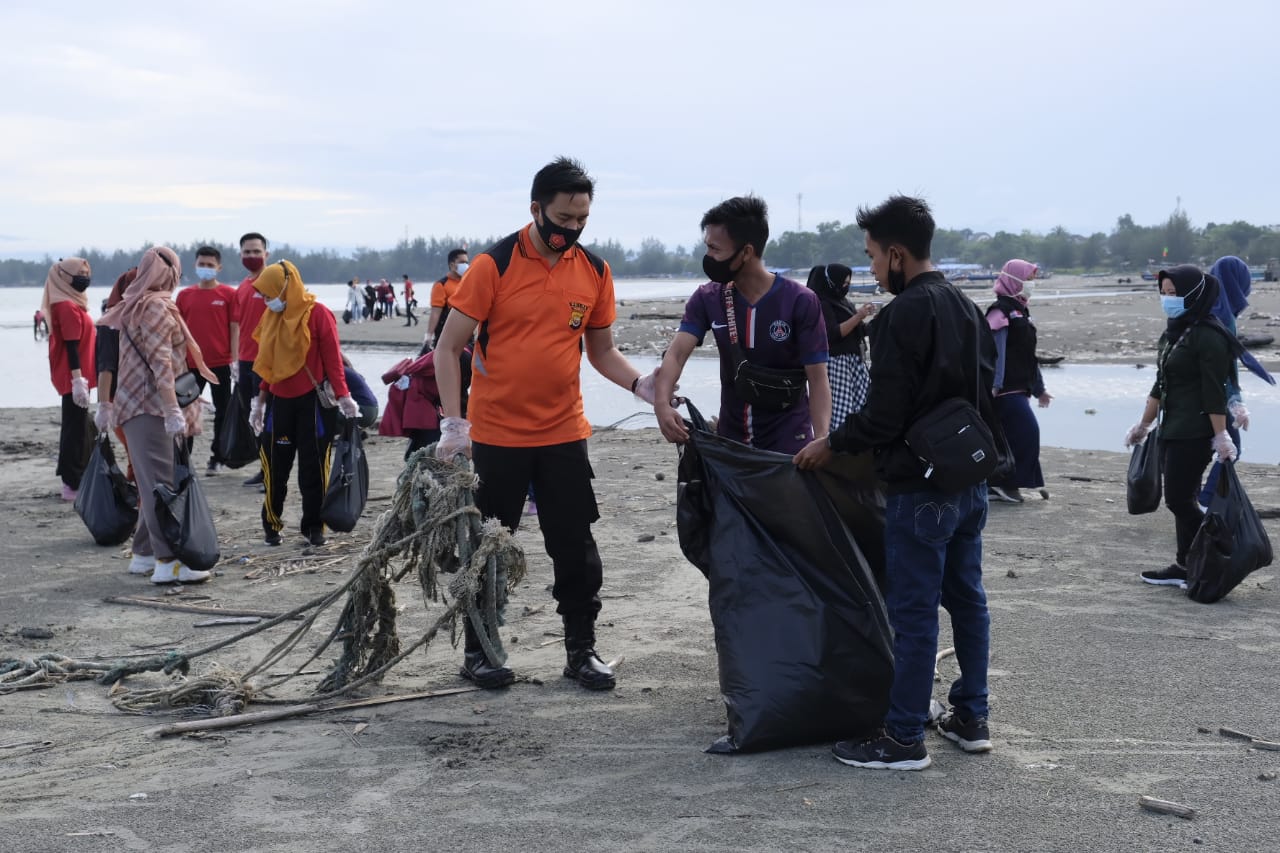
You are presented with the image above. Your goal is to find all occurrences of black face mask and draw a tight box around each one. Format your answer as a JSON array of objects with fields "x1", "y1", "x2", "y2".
[
  {"x1": 70, "y1": 275, "x2": 92, "y2": 292},
  {"x1": 702, "y1": 247, "x2": 743, "y2": 285},
  {"x1": 536, "y1": 208, "x2": 583, "y2": 253},
  {"x1": 884, "y1": 251, "x2": 907, "y2": 295}
]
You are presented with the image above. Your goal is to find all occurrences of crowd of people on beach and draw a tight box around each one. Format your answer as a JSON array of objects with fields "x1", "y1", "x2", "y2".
[{"x1": 38, "y1": 156, "x2": 1267, "y2": 771}]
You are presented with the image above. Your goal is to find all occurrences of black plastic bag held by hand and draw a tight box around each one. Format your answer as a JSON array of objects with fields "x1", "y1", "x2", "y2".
[
  {"x1": 1126, "y1": 429, "x2": 1162, "y2": 515},
  {"x1": 217, "y1": 384, "x2": 260, "y2": 469},
  {"x1": 320, "y1": 418, "x2": 369, "y2": 533},
  {"x1": 1185, "y1": 461, "x2": 1273, "y2": 603},
  {"x1": 154, "y1": 443, "x2": 221, "y2": 571},
  {"x1": 74, "y1": 434, "x2": 138, "y2": 545}
]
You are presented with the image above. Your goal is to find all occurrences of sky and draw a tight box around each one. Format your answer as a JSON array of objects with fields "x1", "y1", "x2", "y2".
[{"x1": 1, "y1": 0, "x2": 1277, "y2": 259}]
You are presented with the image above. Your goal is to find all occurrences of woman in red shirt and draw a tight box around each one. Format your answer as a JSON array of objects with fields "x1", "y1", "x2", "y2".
[{"x1": 42, "y1": 257, "x2": 97, "y2": 500}]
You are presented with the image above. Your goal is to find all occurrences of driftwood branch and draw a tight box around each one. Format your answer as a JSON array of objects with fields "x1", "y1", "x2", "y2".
[
  {"x1": 1138, "y1": 796, "x2": 1196, "y2": 819},
  {"x1": 104, "y1": 596, "x2": 296, "y2": 620}
]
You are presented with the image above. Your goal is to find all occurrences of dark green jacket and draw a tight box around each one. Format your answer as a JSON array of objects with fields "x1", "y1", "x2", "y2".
[{"x1": 1149, "y1": 326, "x2": 1232, "y2": 440}]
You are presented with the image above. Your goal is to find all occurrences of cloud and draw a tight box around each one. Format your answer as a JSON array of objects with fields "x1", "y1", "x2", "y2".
[{"x1": 43, "y1": 183, "x2": 352, "y2": 210}]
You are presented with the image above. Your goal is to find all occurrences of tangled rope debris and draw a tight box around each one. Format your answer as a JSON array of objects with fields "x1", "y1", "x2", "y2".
[{"x1": 1, "y1": 449, "x2": 526, "y2": 717}]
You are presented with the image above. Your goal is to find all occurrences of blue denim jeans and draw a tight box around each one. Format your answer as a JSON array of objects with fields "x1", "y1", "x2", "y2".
[{"x1": 883, "y1": 483, "x2": 990, "y2": 743}]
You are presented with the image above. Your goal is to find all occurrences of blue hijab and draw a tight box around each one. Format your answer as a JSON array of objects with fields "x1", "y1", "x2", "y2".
[{"x1": 1209, "y1": 255, "x2": 1274, "y2": 386}]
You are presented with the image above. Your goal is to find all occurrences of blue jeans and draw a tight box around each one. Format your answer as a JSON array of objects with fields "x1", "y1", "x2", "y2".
[{"x1": 883, "y1": 483, "x2": 990, "y2": 743}]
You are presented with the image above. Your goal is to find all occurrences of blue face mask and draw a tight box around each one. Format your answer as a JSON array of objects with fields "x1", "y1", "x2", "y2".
[
  {"x1": 195, "y1": 266, "x2": 217, "y2": 281},
  {"x1": 1161, "y1": 294, "x2": 1187, "y2": 318}
]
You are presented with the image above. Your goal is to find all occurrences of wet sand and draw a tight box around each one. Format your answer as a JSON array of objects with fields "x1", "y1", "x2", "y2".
[{"x1": 2, "y1": 275, "x2": 1280, "y2": 851}]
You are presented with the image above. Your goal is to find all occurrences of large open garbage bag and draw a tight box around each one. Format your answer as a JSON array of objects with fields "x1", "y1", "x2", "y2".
[
  {"x1": 1186, "y1": 461, "x2": 1273, "y2": 603},
  {"x1": 74, "y1": 434, "x2": 138, "y2": 545},
  {"x1": 676, "y1": 401, "x2": 893, "y2": 753},
  {"x1": 321, "y1": 418, "x2": 369, "y2": 533},
  {"x1": 154, "y1": 444, "x2": 221, "y2": 572}
]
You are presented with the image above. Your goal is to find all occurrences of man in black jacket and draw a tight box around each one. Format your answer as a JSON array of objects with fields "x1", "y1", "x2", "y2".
[{"x1": 795, "y1": 195, "x2": 995, "y2": 771}]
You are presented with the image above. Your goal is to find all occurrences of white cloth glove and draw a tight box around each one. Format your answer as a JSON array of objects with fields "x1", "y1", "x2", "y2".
[
  {"x1": 633, "y1": 368, "x2": 678, "y2": 406},
  {"x1": 94, "y1": 402, "x2": 114, "y2": 432},
  {"x1": 1124, "y1": 421, "x2": 1154, "y2": 448},
  {"x1": 249, "y1": 398, "x2": 266, "y2": 436},
  {"x1": 71, "y1": 376, "x2": 90, "y2": 408},
  {"x1": 337, "y1": 395, "x2": 360, "y2": 419},
  {"x1": 163, "y1": 407, "x2": 186, "y2": 436},
  {"x1": 230, "y1": 361, "x2": 240, "y2": 384},
  {"x1": 435, "y1": 416, "x2": 471, "y2": 460},
  {"x1": 1229, "y1": 401, "x2": 1250, "y2": 431},
  {"x1": 1212, "y1": 430, "x2": 1238, "y2": 463}
]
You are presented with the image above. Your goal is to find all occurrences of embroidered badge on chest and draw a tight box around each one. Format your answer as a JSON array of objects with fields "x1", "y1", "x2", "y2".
[
  {"x1": 769, "y1": 319, "x2": 791, "y2": 342},
  {"x1": 568, "y1": 300, "x2": 589, "y2": 329}
]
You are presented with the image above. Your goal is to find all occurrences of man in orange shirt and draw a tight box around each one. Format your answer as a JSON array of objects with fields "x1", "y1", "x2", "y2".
[
  {"x1": 427, "y1": 248, "x2": 468, "y2": 349},
  {"x1": 435, "y1": 157, "x2": 661, "y2": 692},
  {"x1": 234, "y1": 232, "x2": 270, "y2": 487}
]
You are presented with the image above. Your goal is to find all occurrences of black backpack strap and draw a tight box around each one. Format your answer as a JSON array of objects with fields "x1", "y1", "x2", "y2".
[{"x1": 578, "y1": 245, "x2": 607, "y2": 278}]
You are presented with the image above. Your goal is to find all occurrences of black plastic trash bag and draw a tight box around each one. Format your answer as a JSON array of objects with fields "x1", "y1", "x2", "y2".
[
  {"x1": 320, "y1": 418, "x2": 369, "y2": 533},
  {"x1": 1126, "y1": 429, "x2": 1162, "y2": 515},
  {"x1": 154, "y1": 443, "x2": 221, "y2": 572},
  {"x1": 1185, "y1": 461, "x2": 1273, "y2": 603},
  {"x1": 217, "y1": 385, "x2": 260, "y2": 470},
  {"x1": 73, "y1": 434, "x2": 138, "y2": 545},
  {"x1": 675, "y1": 401, "x2": 893, "y2": 753}
]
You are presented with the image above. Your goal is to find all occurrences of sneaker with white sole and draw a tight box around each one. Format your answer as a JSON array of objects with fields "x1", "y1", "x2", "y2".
[
  {"x1": 128, "y1": 554, "x2": 157, "y2": 575},
  {"x1": 832, "y1": 732, "x2": 931, "y2": 771},
  {"x1": 150, "y1": 560, "x2": 211, "y2": 584},
  {"x1": 936, "y1": 710, "x2": 993, "y2": 753},
  {"x1": 1140, "y1": 564, "x2": 1188, "y2": 588}
]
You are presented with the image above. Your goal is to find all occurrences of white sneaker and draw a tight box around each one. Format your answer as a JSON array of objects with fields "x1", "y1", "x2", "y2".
[
  {"x1": 151, "y1": 560, "x2": 212, "y2": 584},
  {"x1": 128, "y1": 554, "x2": 157, "y2": 575}
]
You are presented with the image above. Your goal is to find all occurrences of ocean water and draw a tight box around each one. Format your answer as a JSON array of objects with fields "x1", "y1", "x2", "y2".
[{"x1": 5, "y1": 284, "x2": 1279, "y2": 462}]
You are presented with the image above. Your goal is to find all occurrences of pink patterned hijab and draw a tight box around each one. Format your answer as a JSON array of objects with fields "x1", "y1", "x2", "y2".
[{"x1": 988, "y1": 259, "x2": 1038, "y2": 330}]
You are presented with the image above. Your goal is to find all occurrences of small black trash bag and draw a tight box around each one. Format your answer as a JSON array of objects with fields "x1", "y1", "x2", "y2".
[
  {"x1": 320, "y1": 418, "x2": 369, "y2": 533},
  {"x1": 1185, "y1": 461, "x2": 1273, "y2": 603},
  {"x1": 675, "y1": 400, "x2": 893, "y2": 753},
  {"x1": 74, "y1": 434, "x2": 138, "y2": 545},
  {"x1": 217, "y1": 385, "x2": 260, "y2": 470},
  {"x1": 1126, "y1": 429, "x2": 1162, "y2": 515},
  {"x1": 154, "y1": 443, "x2": 221, "y2": 572}
]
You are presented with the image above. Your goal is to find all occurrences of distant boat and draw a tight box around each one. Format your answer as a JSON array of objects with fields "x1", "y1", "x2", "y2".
[{"x1": 848, "y1": 282, "x2": 880, "y2": 294}]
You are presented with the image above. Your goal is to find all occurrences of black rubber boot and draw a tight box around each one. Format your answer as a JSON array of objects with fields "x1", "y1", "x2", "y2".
[
  {"x1": 459, "y1": 618, "x2": 514, "y2": 689},
  {"x1": 562, "y1": 613, "x2": 615, "y2": 691}
]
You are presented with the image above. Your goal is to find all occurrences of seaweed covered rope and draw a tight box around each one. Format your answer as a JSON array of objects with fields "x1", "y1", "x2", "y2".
[{"x1": 3, "y1": 449, "x2": 526, "y2": 714}]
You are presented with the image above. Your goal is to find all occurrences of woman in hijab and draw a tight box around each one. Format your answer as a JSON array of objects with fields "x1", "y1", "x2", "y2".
[
  {"x1": 43, "y1": 257, "x2": 98, "y2": 501},
  {"x1": 93, "y1": 267, "x2": 138, "y2": 482},
  {"x1": 1197, "y1": 256, "x2": 1276, "y2": 504},
  {"x1": 1124, "y1": 264, "x2": 1241, "y2": 588},
  {"x1": 101, "y1": 247, "x2": 218, "y2": 584},
  {"x1": 985, "y1": 259, "x2": 1051, "y2": 503},
  {"x1": 806, "y1": 263, "x2": 875, "y2": 428},
  {"x1": 249, "y1": 261, "x2": 360, "y2": 547}
]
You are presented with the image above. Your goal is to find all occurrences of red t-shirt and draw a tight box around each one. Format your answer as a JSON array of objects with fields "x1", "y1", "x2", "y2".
[
  {"x1": 236, "y1": 276, "x2": 267, "y2": 362},
  {"x1": 176, "y1": 283, "x2": 238, "y2": 368},
  {"x1": 259, "y1": 305, "x2": 351, "y2": 400},
  {"x1": 48, "y1": 300, "x2": 97, "y2": 396},
  {"x1": 404, "y1": 280, "x2": 415, "y2": 301}
]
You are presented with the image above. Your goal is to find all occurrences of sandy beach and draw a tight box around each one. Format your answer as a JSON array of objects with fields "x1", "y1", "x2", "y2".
[{"x1": 3, "y1": 277, "x2": 1280, "y2": 852}]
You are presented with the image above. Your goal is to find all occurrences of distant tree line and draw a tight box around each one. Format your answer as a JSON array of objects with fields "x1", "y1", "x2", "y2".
[{"x1": 4, "y1": 209, "x2": 1279, "y2": 286}]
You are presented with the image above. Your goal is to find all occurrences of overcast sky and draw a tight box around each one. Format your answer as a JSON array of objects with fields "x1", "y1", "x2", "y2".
[{"x1": 1, "y1": 0, "x2": 1276, "y2": 259}]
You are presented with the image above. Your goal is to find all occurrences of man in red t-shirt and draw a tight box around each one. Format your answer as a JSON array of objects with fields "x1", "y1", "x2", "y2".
[
  {"x1": 177, "y1": 246, "x2": 239, "y2": 475},
  {"x1": 234, "y1": 232, "x2": 271, "y2": 486},
  {"x1": 402, "y1": 274, "x2": 418, "y2": 327}
]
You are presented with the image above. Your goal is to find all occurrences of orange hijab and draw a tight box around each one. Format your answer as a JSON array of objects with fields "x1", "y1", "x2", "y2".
[{"x1": 252, "y1": 260, "x2": 317, "y2": 383}]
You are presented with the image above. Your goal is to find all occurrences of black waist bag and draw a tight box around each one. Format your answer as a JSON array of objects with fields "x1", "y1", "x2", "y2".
[
  {"x1": 904, "y1": 397, "x2": 998, "y2": 492},
  {"x1": 733, "y1": 361, "x2": 808, "y2": 412}
]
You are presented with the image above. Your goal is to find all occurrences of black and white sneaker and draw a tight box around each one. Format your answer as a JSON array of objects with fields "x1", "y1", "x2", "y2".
[
  {"x1": 988, "y1": 485, "x2": 1024, "y2": 503},
  {"x1": 937, "y1": 711, "x2": 993, "y2": 753},
  {"x1": 832, "y1": 732, "x2": 931, "y2": 771},
  {"x1": 1140, "y1": 564, "x2": 1188, "y2": 588}
]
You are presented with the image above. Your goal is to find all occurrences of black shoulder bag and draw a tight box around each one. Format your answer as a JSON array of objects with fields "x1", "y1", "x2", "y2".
[
  {"x1": 721, "y1": 284, "x2": 809, "y2": 412},
  {"x1": 903, "y1": 337, "x2": 999, "y2": 493},
  {"x1": 124, "y1": 329, "x2": 201, "y2": 407}
]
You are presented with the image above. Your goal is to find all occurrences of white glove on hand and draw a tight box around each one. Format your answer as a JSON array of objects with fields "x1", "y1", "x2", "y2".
[
  {"x1": 93, "y1": 402, "x2": 114, "y2": 432},
  {"x1": 436, "y1": 416, "x2": 472, "y2": 460},
  {"x1": 633, "y1": 368, "x2": 678, "y2": 406},
  {"x1": 1124, "y1": 421, "x2": 1154, "y2": 448},
  {"x1": 71, "y1": 376, "x2": 91, "y2": 408},
  {"x1": 1212, "y1": 430, "x2": 1238, "y2": 463},
  {"x1": 249, "y1": 399, "x2": 266, "y2": 436},
  {"x1": 337, "y1": 395, "x2": 360, "y2": 419},
  {"x1": 1229, "y1": 401, "x2": 1250, "y2": 431},
  {"x1": 163, "y1": 407, "x2": 186, "y2": 436},
  {"x1": 229, "y1": 361, "x2": 240, "y2": 384}
]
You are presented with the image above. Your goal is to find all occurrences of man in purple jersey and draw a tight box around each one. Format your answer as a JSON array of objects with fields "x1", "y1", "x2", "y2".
[{"x1": 654, "y1": 195, "x2": 830, "y2": 453}]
